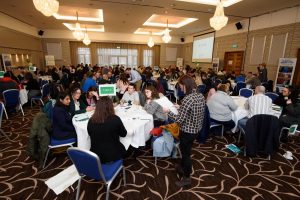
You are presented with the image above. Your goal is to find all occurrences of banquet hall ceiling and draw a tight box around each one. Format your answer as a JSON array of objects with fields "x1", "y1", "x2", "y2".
[{"x1": 0, "y1": 0, "x2": 299, "y2": 36}]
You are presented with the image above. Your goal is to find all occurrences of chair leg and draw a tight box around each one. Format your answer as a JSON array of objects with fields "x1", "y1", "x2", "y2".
[
  {"x1": 221, "y1": 125, "x2": 224, "y2": 138},
  {"x1": 40, "y1": 99, "x2": 44, "y2": 106},
  {"x1": 76, "y1": 177, "x2": 82, "y2": 200},
  {"x1": 267, "y1": 155, "x2": 271, "y2": 160},
  {"x1": 19, "y1": 104, "x2": 24, "y2": 116},
  {"x1": 105, "y1": 183, "x2": 111, "y2": 200},
  {"x1": 155, "y1": 157, "x2": 157, "y2": 166},
  {"x1": 3, "y1": 106, "x2": 8, "y2": 119},
  {"x1": 43, "y1": 148, "x2": 50, "y2": 168},
  {"x1": 0, "y1": 129, "x2": 10, "y2": 140},
  {"x1": 31, "y1": 99, "x2": 33, "y2": 108},
  {"x1": 123, "y1": 167, "x2": 126, "y2": 186}
]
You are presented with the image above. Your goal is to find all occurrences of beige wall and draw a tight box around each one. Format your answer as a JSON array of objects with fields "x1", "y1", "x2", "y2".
[
  {"x1": 0, "y1": 26, "x2": 44, "y2": 70},
  {"x1": 159, "y1": 43, "x2": 183, "y2": 68},
  {"x1": 42, "y1": 38, "x2": 72, "y2": 67}
]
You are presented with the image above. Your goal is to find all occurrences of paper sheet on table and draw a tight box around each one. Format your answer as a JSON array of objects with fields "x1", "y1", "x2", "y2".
[
  {"x1": 45, "y1": 165, "x2": 80, "y2": 195},
  {"x1": 155, "y1": 97, "x2": 178, "y2": 115}
]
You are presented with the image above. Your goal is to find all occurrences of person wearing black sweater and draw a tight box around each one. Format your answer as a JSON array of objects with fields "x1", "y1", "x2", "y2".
[
  {"x1": 52, "y1": 92, "x2": 76, "y2": 140},
  {"x1": 87, "y1": 96, "x2": 127, "y2": 163},
  {"x1": 24, "y1": 72, "x2": 41, "y2": 100}
]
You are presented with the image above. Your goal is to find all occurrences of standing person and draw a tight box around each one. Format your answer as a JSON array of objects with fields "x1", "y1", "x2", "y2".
[
  {"x1": 125, "y1": 68, "x2": 142, "y2": 91},
  {"x1": 87, "y1": 96, "x2": 127, "y2": 163},
  {"x1": 258, "y1": 63, "x2": 268, "y2": 82},
  {"x1": 164, "y1": 75, "x2": 205, "y2": 188},
  {"x1": 144, "y1": 85, "x2": 166, "y2": 127}
]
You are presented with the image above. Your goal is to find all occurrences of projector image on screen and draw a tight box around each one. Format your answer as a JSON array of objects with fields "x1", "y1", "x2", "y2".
[{"x1": 192, "y1": 32, "x2": 215, "y2": 63}]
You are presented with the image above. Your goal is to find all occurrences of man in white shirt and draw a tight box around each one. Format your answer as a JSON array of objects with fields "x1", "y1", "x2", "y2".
[
  {"x1": 121, "y1": 83, "x2": 140, "y2": 105},
  {"x1": 126, "y1": 68, "x2": 142, "y2": 91},
  {"x1": 238, "y1": 86, "x2": 272, "y2": 129}
]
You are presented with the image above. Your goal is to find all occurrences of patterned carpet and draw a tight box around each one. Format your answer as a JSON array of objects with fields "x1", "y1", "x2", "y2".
[{"x1": 1, "y1": 107, "x2": 300, "y2": 200}]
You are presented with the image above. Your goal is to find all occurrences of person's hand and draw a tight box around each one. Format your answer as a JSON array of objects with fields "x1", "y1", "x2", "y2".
[
  {"x1": 163, "y1": 107, "x2": 170, "y2": 113},
  {"x1": 173, "y1": 104, "x2": 180, "y2": 109},
  {"x1": 146, "y1": 99, "x2": 151, "y2": 104},
  {"x1": 287, "y1": 99, "x2": 292, "y2": 104},
  {"x1": 86, "y1": 106, "x2": 94, "y2": 112}
]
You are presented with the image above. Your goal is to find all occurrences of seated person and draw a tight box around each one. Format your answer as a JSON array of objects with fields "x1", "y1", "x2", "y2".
[
  {"x1": 279, "y1": 88, "x2": 300, "y2": 128},
  {"x1": 120, "y1": 83, "x2": 140, "y2": 105},
  {"x1": 70, "y1": 87, "x2": 94, "y2": 116},
  {"x1": 274, "y1": 86, "x2": 293, "y2": 114},
  {"x1": 0, "y1": 73, "x2": 19, "y2": 99},
  {"x1": 98, "y1": 73, "x2": 111, "y2": 85},
  {"x1": 23, "y1": 72, "x2": 41, "y2": 101},
  {"x1": 81, "y1": 86, "x2": 99, "y2": 107},
  {"x1": 207, "y1": 84, "x2": 238, "y2": 131},
  {"x1": 88, "y1": 96, "x2": 127, "y2": 163},
  {"x1": 82, "y1": 71, "x2": 97, "y2": 93},
  {"x1": 238, "y1": 86, "x2": 272, "y2": 129},
  {"x1": 52, "y1": 92, "x2": 77, "y2": 140},
  {"x1": 116, "y1": 73, "x2": 129, "y2": 100},
  {"x1": 144, "y1": 85, "x2": 166, "y2": 127}
]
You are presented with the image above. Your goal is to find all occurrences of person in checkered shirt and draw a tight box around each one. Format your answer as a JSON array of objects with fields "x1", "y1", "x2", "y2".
[{"x1": 164, "y1": 75, "x2": 205, "y2": 188}]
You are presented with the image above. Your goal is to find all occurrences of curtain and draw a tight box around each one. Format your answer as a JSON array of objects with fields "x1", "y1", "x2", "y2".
[{"x1": 69, "y1": 41, "x2": 160, "y2": 67}]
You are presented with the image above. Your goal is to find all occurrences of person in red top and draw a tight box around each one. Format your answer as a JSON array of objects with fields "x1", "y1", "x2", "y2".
[{"x1": 0, "y1": 73, "x2": 20, "y2": 100}]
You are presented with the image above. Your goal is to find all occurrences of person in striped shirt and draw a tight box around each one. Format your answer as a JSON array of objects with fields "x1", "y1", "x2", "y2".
[{"x1": 238, "y1": 85, "x2": 272, "y2": 129}]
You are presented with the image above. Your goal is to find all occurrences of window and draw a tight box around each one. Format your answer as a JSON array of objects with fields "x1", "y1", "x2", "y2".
[
  {"x1": 77, "y1": 47, "x2": 91, "y2": 64},
  {"x1": 97, "y1": 48, "x2": 138, "y2": 67},
  {"x1": 143, "y1": 49, "x2": 153, "y2": 67}
]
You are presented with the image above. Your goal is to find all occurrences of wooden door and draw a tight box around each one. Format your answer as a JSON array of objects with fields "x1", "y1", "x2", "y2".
[
  {"x1": 292, "y1": 48, "x2": 300, "y2": 86},
  {"x1": 223, "y1": 51, "x2": 244, "y2": 75}
]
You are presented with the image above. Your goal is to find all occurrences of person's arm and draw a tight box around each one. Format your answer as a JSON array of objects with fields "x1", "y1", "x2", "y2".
[
  {"x1": 54, "y1": 107, "x2": 75, "y2": 132},
  {"x1": 117, "y1": 116, "x2": 127, "y2": 137},
  {"x1": 144, "y1": 100, "x2": 159, "y2": 115},
  {"x1": 168, "y1": 97, "x2": 191, "y2": 125},
  {"x1": 228, "y1": 97, "x2": 238, "y2": 111},
  {"x1": 130, "y1": 71, "x2": 141, "y2": 83},
  {"x1": 134, "y1": 92, "x2": 140, "y2": 105},
  {"x1": 285, "y1": 103, "x2": 300, "y2": 117},
  {"x1": 69, "y1": 99, "x2": 86, "y2": 116}
]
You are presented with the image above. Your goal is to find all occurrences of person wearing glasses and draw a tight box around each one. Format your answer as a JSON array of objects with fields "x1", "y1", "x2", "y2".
[{"x1": 69, "y1": 87, "x2": 94, "y2": 116}]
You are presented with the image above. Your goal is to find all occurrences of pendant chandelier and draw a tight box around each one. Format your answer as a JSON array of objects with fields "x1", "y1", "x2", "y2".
[
  {"x1": 162, "y1": 19, "x2": 172, "y2": 43},
  {"x1": 147, "y1": 32, "x2": 154, "y2": 48},
  {"x1": 210, "y1": 0, "x2": 228, "y2": 31},
  {"x1": 32, "y1": 0, "x2": 59, "y2": 17},
  {"x1": 83, "y1": 27, "x2": 91, "y2": 45},
  {"x1": 72, "y1": 12, "x2": 85, "y2": 41}
]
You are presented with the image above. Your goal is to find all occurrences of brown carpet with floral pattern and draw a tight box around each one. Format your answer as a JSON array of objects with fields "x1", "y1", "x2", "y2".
[{"x1": 1, "y1": 107, "x2": 300, "y2": 200}]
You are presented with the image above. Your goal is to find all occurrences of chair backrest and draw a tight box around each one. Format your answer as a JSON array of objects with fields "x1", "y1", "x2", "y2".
[
  {"x1": 3, "y1": 89, "x2": 20, "y2": 106},
  {"x1": 265, "y1": 92, "x2": 279, "y2": 103},
  {"x1": 40, "y1": 80, "x2": 49, "y2": 88},
  {"x1": 239, "y1": 88, "x2": 253, "y2": 98},
  {"x1": 42, "y1": 83, "x2": 50, "y2": 98},
  {"x1": 236, "y1": 81, "x2": 246, "y2": 91},
  {"x1": 0, "y1": 102, "x2": 4, "y2": 129},
  {"x1": 245, "y1": 114, "x2": 280, "y2": 156},
  {"x1": 67, "y1": 147, "x2": 105, "y2": 181},
  {"x1": 138, "y1": 91, "x2": 146, "y2": 107},
  {"x1": 235, "y1": 75, "x2": 245, "y2": 83},
  {"x1": 197, "y1": 84, "x2": 206, "y2": 94}
]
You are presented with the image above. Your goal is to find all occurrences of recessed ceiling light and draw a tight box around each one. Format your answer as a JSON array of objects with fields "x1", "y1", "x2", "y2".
[
  {"x1": 134, "y1": 28, "x2": 168, "y2": 36},
  {"x1": 63, "y1": 23, "x2": 105, "y2": 32},
  {"x1": 143, "y1": 14, "x2": 197, "y2": 28},
  {"x1": 53, "y1": 7, "x2": 104, "y2": 22},
  {"x1": 176, "y1": 0, "x2": 243, "y2": 7}
]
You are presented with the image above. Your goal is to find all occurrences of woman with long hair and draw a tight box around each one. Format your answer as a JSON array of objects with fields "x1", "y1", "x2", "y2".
[
  {"x1": 116, "y1": 73, "x2": 129, "y2": 99},
  {"x1": 87, "y1": 96, "x2": 127, "y2": 163},
  {"x1": 69, "y1": 87, "x2": 94, "y2": 116},
  {"x1": 52, "y1": 92, "x2": 76, "y2": 140},
  {"x1": 164, "y1": 75, "x2": 205, "y2": 188},
  {"x1": 81, "y1": 86, "x2": 99, "y2": 107},
  {"x1": 144, "y1": 85, "x2": 166, "y2": 127}
]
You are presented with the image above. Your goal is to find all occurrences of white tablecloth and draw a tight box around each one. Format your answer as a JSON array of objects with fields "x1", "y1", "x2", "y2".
[
  {"x1": 231, "y1": 96, "x2": 282, "y2": 132},
  {"x1": 72, "y1": 105, "x2": 154, "y2": 150},
  {"x1": 19, "y1": 89, "x2": 28, "y2": 105}
]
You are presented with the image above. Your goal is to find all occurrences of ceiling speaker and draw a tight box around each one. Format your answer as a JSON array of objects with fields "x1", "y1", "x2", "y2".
[
  {"x1": 180, "y1": 37, "x2": 185, "y2": 42},
  {"x1": 235, "y1": 22, "x2": 243, "y2": 30},
  {"x1": 38, "y1": 30, "x2": 44, "y2": 36}
]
